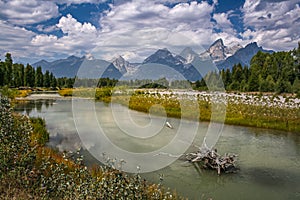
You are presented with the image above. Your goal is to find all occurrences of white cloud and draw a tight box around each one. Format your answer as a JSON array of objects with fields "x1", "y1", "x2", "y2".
[
  {"x1": 55, "y1": 0, "x2": 107, "y2": 5},
  {"x1": 0, "y1": 20, "x2": 35, "y2": 58},
  {"x1": 31, "y1": 35, "x2": 58, "y2": 46},
  {"x1": 0, "y1": 0, "x2": 59, "y2": 25},
  {"x1": 0, "y1": 13, "x2": 99, "y2": 62},
  {"x1": 94, "y1": 0, "x2": 222, "y2": 61},
  {"x1": 2, "y1": 0, "x2": 298, "y2": 64},
  {"x1": 113, "y1": 0, "x2": 191, "y2": 5},
  {"x1": 30, "y1": 14, "x2": 98, "y2": 56},
  {"x1": 242, "y1": 0, "x2": 300, "y2": 50},
  {"x1": 169, "y1": 1, "x2": 213, "y2": 20},
  {"x1": 57, "y1": 14, "x2": 97, "y2": 35},
  {"x1": 213, "y1": 13, "x2": 232, "y2": 29},
  {"x1": 36, "y1": 24, "x2": 59, "y2": 33}
]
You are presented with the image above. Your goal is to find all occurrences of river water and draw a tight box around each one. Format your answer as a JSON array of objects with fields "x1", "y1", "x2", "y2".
[{"x1": 14, "y1": 97, "x2": 300, "y2": 200}]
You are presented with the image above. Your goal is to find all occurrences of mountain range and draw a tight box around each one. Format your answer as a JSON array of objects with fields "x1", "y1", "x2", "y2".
[{"x1": 32, "y1": 39, "x2": 274, "y2": 81}]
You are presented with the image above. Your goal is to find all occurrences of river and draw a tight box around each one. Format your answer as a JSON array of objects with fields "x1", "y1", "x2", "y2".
[{"x1": 14, "y1": 96, "x2": 300, "y2": 200}]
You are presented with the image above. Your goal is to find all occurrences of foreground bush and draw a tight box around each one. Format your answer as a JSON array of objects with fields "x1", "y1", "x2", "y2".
[{"x1": 0, "y1": 96, "x2": 183, "y2": 199}]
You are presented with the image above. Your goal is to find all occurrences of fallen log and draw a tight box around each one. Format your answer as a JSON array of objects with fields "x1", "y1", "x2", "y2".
[{"x1": 185, "y1": 146, "x2": 238, "y2": 175}]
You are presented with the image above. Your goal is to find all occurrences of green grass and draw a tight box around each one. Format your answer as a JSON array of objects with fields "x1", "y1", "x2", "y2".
[
  {"x1": 112, "y1": 92, "x2": 300, "y2": 133},
  {"x1": 56, "y1": 88, "x2": 300, "y2": 133},
  {"x1": 59, "y1": 87, "x2": 112, "y2": 103}
]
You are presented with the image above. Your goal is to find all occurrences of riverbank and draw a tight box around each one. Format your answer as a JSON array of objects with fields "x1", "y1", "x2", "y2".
[
  {"x1": 123, "y1": 91, "x2": 300, "y2": 133},
  {"x1": 60, "y1": 88, "x2": 300, "y2": 133},
  {"x1": 0, "y1": 97, "x2": 183, "y2": 199},
  {"x1": 57, "y1": 88, "x2": 300, "y2": 133},
  {"x1": 14, "y1": 87, "x2": 300, "y2": 133}
]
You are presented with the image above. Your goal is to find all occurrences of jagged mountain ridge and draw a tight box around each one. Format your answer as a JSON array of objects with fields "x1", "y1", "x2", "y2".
[
  {"x1": 32, "y1": 56, "x2": 84, "y2": 78},
  {"x1": 32, "y1": 56, "x2": 122, "y2": 79},
  {"x1": 200, "y1": 38, "x2": 242, "y2": 64},
  {"x1": 216, "y1": 42, "x2": 274, "y2": 70},
  {"x1": 32, "y1": 40, "x2": 274, "y2": 80},
  {"x1": 111, "y1": 56, "x2": 129, "y2": 74},
  {"x1": 142, "y1": 48, "x2": 202, "y2": 81}
]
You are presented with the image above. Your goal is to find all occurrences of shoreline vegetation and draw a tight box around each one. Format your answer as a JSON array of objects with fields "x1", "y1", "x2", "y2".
[
  {"x1": 56, "y1": 87, "x2": 300, "y2": 133},
  {"x1": 0, "y1": 96, "x2": 183, "y2": 199},
  {"x1": 4, "y1": 85, "x2": 299, "y2": 133}
]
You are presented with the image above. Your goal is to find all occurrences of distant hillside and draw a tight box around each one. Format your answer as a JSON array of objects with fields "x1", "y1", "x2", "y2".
[
  {"x1": 33, "y1": 56, "x2": 123, "y2": 79},
  {"x1": 216, "y1": 42, "x2": 274, "y2": 70},
  {"x1": 32, "y1": 56, "x2": 84, "y2": 78},
  {"x1": 32, "y1": 40, "x2": 275, "y2": 80},
  {"x1": 141, "y1": 48, "x2": 202, "y2": 81}
]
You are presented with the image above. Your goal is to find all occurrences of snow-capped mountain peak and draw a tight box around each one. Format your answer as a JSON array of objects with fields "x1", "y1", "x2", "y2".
[
  {"x1": 179, "y1": 47, "x2": 198, "y2": 64},
  {"x1": 111, "y1": 55, "x2": 128, "y2": 74},
  {"x1": 143, "y1": 48, "x2": 180, "y2": 65},
  {"x1": 200, "y1": 38, "x2": 242, "y2": 64},
  {"x1": 205, "y1": 38, "x2": 227, "y2": 62}
]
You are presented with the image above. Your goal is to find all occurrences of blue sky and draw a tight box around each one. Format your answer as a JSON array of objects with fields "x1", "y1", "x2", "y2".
[{"x1": 0, "y1": 0, "x2": 299, "y2": 63}]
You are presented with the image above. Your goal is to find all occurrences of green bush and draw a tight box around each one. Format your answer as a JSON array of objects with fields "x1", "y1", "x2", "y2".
[{"x1": 0, "y1": 96, "x2": 183, "y2": 199}]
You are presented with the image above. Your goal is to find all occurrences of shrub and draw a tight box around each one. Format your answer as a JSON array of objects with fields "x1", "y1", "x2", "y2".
[{"x1": 0, "y1": 96, "x2": 183, "y2": 199}]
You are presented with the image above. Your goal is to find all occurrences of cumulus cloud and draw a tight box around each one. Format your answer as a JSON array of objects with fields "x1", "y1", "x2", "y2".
[
  {"x1": 242, "y1": 0, "x2": 300, "y2": 50},
  {"x1": 1, "y1": 0, "x2": 298, "y2": 63},
  {"x1": 113, "y1": 0, "x2": 191, "y2": 5},
  {"x1": 0, "y1": 20, "x2": 35, "y2": 58},
  {"x1": 55, "y1": 0, "x2": 108, "y2": 5},
  {"x1": 57, "y1": 14, "x2": 97, "y2": 35},
  {"x1": 1, "y1": 12, "x2": 99, "y2": 62},
  {"x1": 213, "y1": 12, "x2": 238, "y2": 37},
  {"x1": 0, "y1": 0, "x2": 59, "y2": 25},
  {"x1": 94, "y1": 0, "x2": 222, "y2": 61},
  {"x1": 30, "y1": 14, "x2": 98, "y2": 57}
]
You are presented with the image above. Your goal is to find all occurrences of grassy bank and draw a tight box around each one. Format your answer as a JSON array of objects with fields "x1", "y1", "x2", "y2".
[
  {"x1": 0, "y1": 97, "x2": 183, "y2": 199},
  {"x1": 0, "y1": 86, "x2": 32, "y2": 99},
  {"x1": 114, "y1": 92, "x2": 299, "y2": 132},
  {"x1": 58, "y1": 88, "x2": 300, "y2": 133},
  {"x1": 59, "y1": 87, "x2": 112, "y2": 103}
]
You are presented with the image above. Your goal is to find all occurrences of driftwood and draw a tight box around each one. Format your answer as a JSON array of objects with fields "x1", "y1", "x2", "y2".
[{"x1": 185, "y1": 146, "x2": 238, "y2": 175}]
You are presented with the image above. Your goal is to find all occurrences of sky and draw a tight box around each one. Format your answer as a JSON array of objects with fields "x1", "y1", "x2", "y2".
[{"x1": 0, "y1": 0, "x2": 299, "y2": 64}]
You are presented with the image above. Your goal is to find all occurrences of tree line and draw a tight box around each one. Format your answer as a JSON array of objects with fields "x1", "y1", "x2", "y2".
[
  {"x1": 0, "y1": 53, "x2": 76, "y2": 88},
  {"x1": 195, "y1": 42, "x2": 300, "y2": 95},
  {"x1": 1, "y1": 42, "x2": 300, "y2": 94},
  {"x1": 0, "y1": 53, "x2": 121, "y2": 89}
]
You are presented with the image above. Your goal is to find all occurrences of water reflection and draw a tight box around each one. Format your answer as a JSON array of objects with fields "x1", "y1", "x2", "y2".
[
  {"x1": 14, "y1": 99, "x2": 82, "y2": 152},
  {"x1": 15, "y1": 99, "x2": 56, "y2": 115}
]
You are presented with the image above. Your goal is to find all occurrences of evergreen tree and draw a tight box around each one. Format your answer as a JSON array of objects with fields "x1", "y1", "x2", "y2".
[
  {"x1": 4, "y1": 53, "x2": 13, "y2": 86},
  {"x1": 43, "y1": 70, "x2": 50, "y2": 87},
  {"x1": 294, "y1": 42, "x2": 300, "y2": 79},
  {"x1": 242, "y1": 66, "x2": 250, "y2": 83},
  {"x1": 24, "y1": 64, "x2": 35, "y2": 87},
  {"x1": 232, "y1": 63, "x2": 243, "y2": 83},
  {"x1": 0, "y1": 62, "x2": 4, "y2": 86},
  {"x1": 240, "y1": 79, "x2": 248, "y2": 92},
  {"x1": 35, "y1": 66, "x2": 43, "y2": 87},
  {"x1": 66, "y1": 78, "x2": 74, "y2": 88},
  {"x1": 57, "y1": 77, "x2": 66, "y2": 88},
  {"x1": 248, "y1": 73, "x2": 259, "y2": 91},
  {"x1": 276, "y1": 78, "x2": 292, "y2": 93},
  {"x1": 229, "y1": 81, "x2": 240, "y2": 91},
  {"x1": 12, "y1": 64, "x2": 24, "y2": 87},
  {"x1": 248, "y1": 51, "x2": 266, "y2": 91},
  {"x1": 50, "y1": 72, "x2": 57, "y2": 88},
  {"x1": 292, "y1": 77, "x2": 300, "y2": 97}
]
